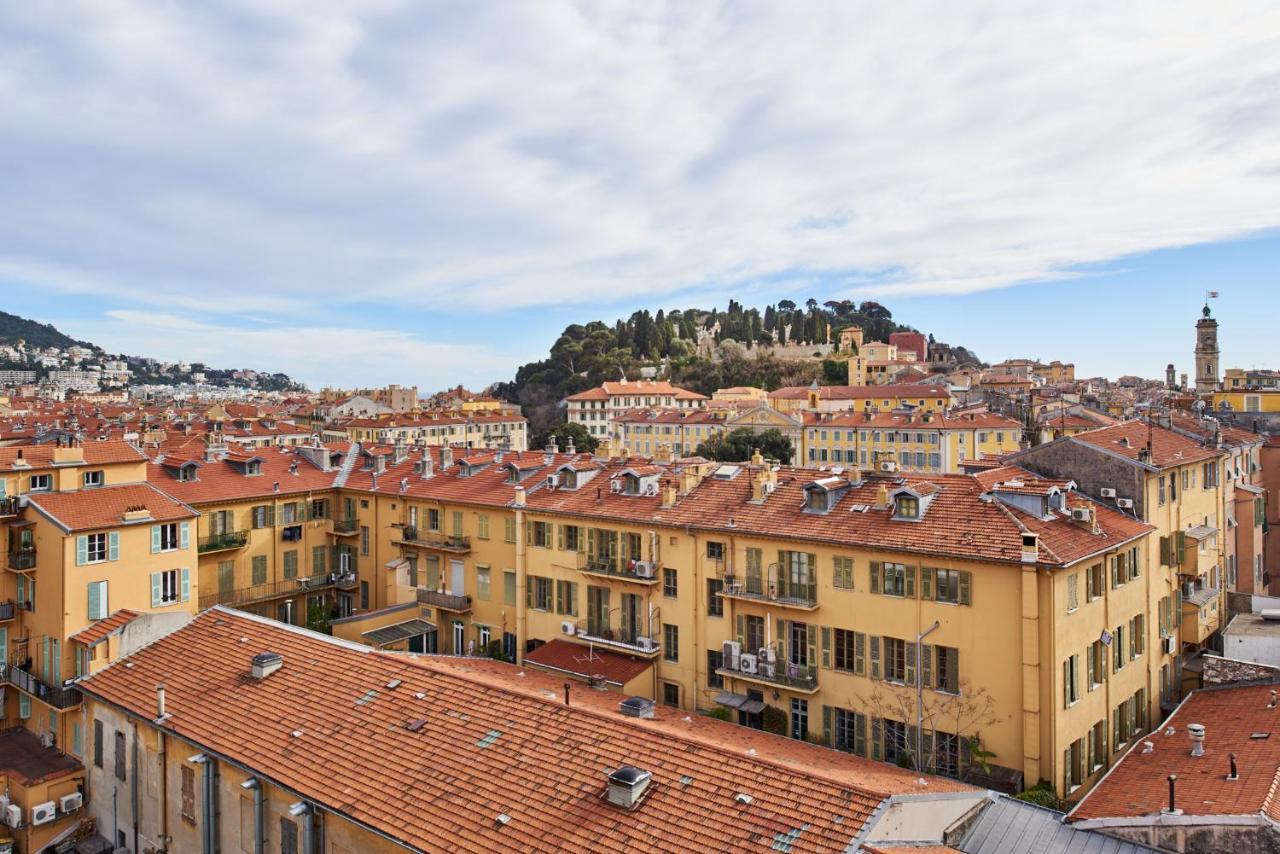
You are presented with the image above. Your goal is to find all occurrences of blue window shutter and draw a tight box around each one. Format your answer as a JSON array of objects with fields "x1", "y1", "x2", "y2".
[
  {"x1": 181, "y1": 568, "x2": 190, "y2": 603},
  {"x1": 76, "y1": 535, "x2": 87, "y2": 566},
  {"x1": 180, "y1": 521, "x2": 190, "y2": 550},
  {"x1": 88, "y1": 583, "x2": 100, "y2": 621},
  {"x1": 151, "y1": 526, "x2": 161, "y2": 554},
  {"x1": 108, "y1": 532, "x2": 120, "y2": 561},
  {"x1": 151, "y1": 573, "x2": 162, "y2": 608},
  {"x1": 16, "y1": 576, "x2": 24, "y2": 607},
  {"x1": 18, "y1": 694, "x2": 29, "y2": 720}
]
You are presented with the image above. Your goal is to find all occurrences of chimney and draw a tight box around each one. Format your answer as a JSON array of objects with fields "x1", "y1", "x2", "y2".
[
  {"x1": 392, "y1": 436, "x2": 408, "y2": 465},
  {"x1": 156, "y1": 684, "x2": 168, "y2": 721},
  {"x1": 750, "y1": 447, "x2": 764, "y2": 466},
  {"x1": 513, "y1": 485, "x2": 526, "y2": 508},
  {"x1": 374, "y1": 453, "x2": 387, "y2": 475},
  {"x1": 1164, "y1": 774, "x2": 1181, "y2": 815},
  {"x1": 1020, "y1": 532, "x2": 1039, "y2": 563},
  {"x1": 566, "y1": 438, "x2": 575, "y2": 455},
  {"x1": 420, "y1": 453, "x2": 435, "y2": 479},
  {"x1": 251, "y1": 652, "x2": 283, "y2": 680},
  {"x1": 606, "y1": 766, "x2": 653, "y2": 810},
  {"x1": 440, "y1": 446, "x2": 454, "y2": 469},
  {"x1": 661, "y1": 483, "x2": 677, "y2": 509},
  {"x1": 874, "y1": 483, "x2": 890, "y2": 511}
]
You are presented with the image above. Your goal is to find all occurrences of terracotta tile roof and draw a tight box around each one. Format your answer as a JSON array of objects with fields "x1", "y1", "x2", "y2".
[
  {"x1": 614, "y1": 408, "x2": 727, "y2": 425},
  {"x1": 148, "y1": 444, "x2": 351, "y2": 504},
  {"x1": 81, "y1": 608, "x2": 971, "y2": 852},
  {"x1": 26, "y1": 482, "x2": 197, "y2": 532},
  {"x1": 1070, "y1": 682, "x2": 1280, "y2": 822},
  {"x1": 0, "y1": 728, "x2": 83, "y2": 786},
  {"x1": 1070, "y1": 421, "x2": 1223, "y2": 469},
  {"x1": 523, "y1": 639, "x2": 652, "y2": 686},
  {"x1": 566, "y1": 381, "x2": 708, "y2": 402},
  {"x1": 770, "y1": 384, "x2": 950, "y2": 401},
  {"x1": 804, "y1": 410, "x2": 1018, "y2": 430},
  {"x1": 0, "y1": 439, "x2": 146, "y2": 472},
  {"x1": 70, "y1": 608, "x2": 141, "y2": 646}
]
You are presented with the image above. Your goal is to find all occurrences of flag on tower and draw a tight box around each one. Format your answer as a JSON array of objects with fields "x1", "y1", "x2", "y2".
[{"x1": 1207, "y1": 291, "x2": 1219, "y2": 298}]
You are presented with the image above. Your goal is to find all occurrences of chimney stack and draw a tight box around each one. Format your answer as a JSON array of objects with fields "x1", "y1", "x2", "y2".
[{"x1": 156, "y1": 684, "x2": 168, "y2": 720}]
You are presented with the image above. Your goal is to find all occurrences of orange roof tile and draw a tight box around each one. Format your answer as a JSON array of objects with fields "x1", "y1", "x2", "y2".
[
  {"x1": 26, "y1": 482, "x2": 196, "y2": 532},
  {"x1": 1070, "y1": 421, "x2": 1223, "y2": 469},
  {"x1": 70, "y1": 609, "x2": 141, "y2": 646}
]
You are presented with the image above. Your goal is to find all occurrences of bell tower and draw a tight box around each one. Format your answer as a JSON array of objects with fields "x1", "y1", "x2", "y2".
[{"x1": 1194, "y1": 303, "x2": 1219, "y2": 395}]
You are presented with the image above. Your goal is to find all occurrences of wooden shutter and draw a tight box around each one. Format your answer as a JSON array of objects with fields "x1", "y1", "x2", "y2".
[
  {"x1": 921, "y1": 644, "x2": 933, "y2": 690},
  {"x1": 854, "y1": 632, "x2": 866, "y2": 675},
  {"x1": 871, "y1": 717, "x2": 883, "y2": 761},
  {"x1": 870, "y1": 636, "x2": 881, "y2": 680},
  {"x1": 1063, "y1": 659, "x2": 1070, "y2": 708},
  {"x1": 180, "y1": 568, "x2": 190, "y2": 603},
  {"x1": 180, "y1": 521, "x2": 190, "y2": 550},
  {"x1": 76, "y1": 535, "x2": 88, "y2": 566},
  {"x1": 959, "y1": 571, "x2": 972, "y2": 605},
  {"x1": 88, "y1": 582, "x2": 101, "y2": 622},
  {"x1": 904, "y1": 566, "x2": 916, "y2": 598},
  {"x1": 822, "y1": 705, "x2": 832, "y2": 747},
  {"x1": 1159, "y1": 536, "x2": 1171, "y2": 566},
  {"x1": 150, "y1": 572, "x2": 162, "y2": 608},
  {"x1": 854, "y1": 713, "x2": 867, "y2": 756},
  {"x1": 820, "y1": 627, "x2": 831, "y2": 669},
  {"x1": 806, "y1": 624, "x2": 817, "y2": 669},
  {"x1": 905, "y1": 640, "x2": 917, "y2": 686},
  {"x1": 920, "y1": 568, "x2": 933, "y2": 600},
  {"x1": 1087, "y1": 644, "x2": 1095, "y2": 691},
  {"x1": 557, "y1": 525, "x2": 564, "y2": 550},
  {"x1": 151, "y1": 525, "x2": 161, "y2": 553},
  {"x1": 870, "y1": 561, "x2": 881, "y2": 594},
  {"x1": 735, "y1": 614, "x2": 745, "y2": 646},
  {"x1": 108, "y1": 532, "x2": 119, "y2": 561}
]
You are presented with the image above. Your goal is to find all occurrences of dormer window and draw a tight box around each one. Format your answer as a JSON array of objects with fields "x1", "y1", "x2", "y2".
[
  {"x1": 246, "y1": 461, "x2": 261, "y2": 476},
  {"x1": 896, "y1": 495, "x2": 920, "y2": 519},
  {"x1": 806, "y1": 491, "x2": 828, "y2": 512},
  {"x1": 559, "y1": 470, "x2": 578, "y2": 490},
  {"x1": 622, "y1": 473, "x2": 640, "y2": 495},
  {"x1": 177, "y1": 464, "x2": 197, "y2": 482}
]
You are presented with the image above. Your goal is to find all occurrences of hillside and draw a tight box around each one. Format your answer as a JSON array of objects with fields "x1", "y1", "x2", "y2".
[
  {"x1": 490, "y1": 299, "x2": 981, "y2": 432},
  {"x1": 0, "y1": 308, "x2": 305, "y2": 392}
]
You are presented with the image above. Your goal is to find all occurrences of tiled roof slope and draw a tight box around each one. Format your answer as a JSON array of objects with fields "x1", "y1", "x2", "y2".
[
  {"x1": 769, "y1": 384, "x2": 949, "y2": 401},
  {"x1": 27, "y1": 482, "x2": 196, "y2": 532},
  {"x1": 0, "y1": 439, "x2": 146, "y2": 472},
  {"x1": 1069, "y1": 421, "x2": 1222, "y2": 469},
  {"x1": 79, "y1": 609, "x2": 970, "y2": 852},
  {"x1": 1070, "y1": 682, "x2": 1280, "y2": 822},
  {"x1": 147, "y1": 443, "x2": 352, "y2": 503}
]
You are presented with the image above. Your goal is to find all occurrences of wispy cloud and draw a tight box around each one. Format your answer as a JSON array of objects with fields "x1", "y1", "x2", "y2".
[{"x1": 1, "y1": 1, "x2": 1279, "y2": 319}]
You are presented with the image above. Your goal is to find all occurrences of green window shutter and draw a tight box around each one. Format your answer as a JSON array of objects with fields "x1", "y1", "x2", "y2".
[
  {"x1": 820, "y1": 627, "x2": 831, "y2": 669},
  {"x1": 526, "y1": 579, "x2": 533, "y2": 608},
  {"x1": 1087, "y1": 645, "x2": 1095, "y2": 690},
  {"x1": 959, "y1": 571, "x2": 972, "y2": 605},
  {"x1": 921, "y1": 568, "x2": 933, "y2": 600},
  {"x1": 18, "y1": 694, "x2": 29, "y2": 720},
  {"x1": 181, "y1": 568, "x2": 190, "y2": 603},
  {"x1": 905, "y1": 640, "x2": 917, "y2": 686},
  {"x1": 871, "y1": 717, "x2": 883, "y2": 761},
  {"x1": 108, "y1": 532, "x2": 119, "y2": 561},
  {"x1": 180, "y1": 521, "x2": 190, "y2": 550},
  {"x1": 854, "y1": 632, "x2": 866, "y2": 675},
  {"x1": 1159, "y1": 536, "x2": 1170, "y2": 566},
  {"x1": 576, "y1": 529, "x2": 586, "y2": 554},
  {"x1": 150, "y1": 572, "x2": 162, "y2": 608},
  {"x1": 735, "y1": 614, "x2": 744, "y2": 646},
  {"x1": 557, "y1": 526, "x2": 564, "y2": 551},
  {"x1": 525, "y1": 521, "x2": 533, "y2": 545},
  {"x1": 905, "y1": 566, "x2": 916, "y2": 598},
  {"x1": 870, "y1": 635, "x2": 881, "y2": 679},
  {"x1": 855, "y1": 713, "x2": 867, "y2": 756},
  {"x1": 1064, "y1": 659, "x2": 1070, "y2": 708},
  {"x1": 151, "y1": 525, "x2": 161, "y2": 553},
  {"x1": 822, "y1": 705, "x2": 832, "y2": 747},
  {"x1": 921, "y1": 644, "x2": 933, "y2": 690},
  {"x1": 870, "y1": 561, "x2": 881, "y2": 594},
  {"x1": 76, "y1": 535, "x2": 88, "y2": 566},
  {"x1": 806, "y1": 623, "x2": 817, "y2": 668}
]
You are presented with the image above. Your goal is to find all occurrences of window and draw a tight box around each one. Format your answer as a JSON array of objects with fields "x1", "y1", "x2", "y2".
[
  {"x1": 360, "y1": 525, "x2": 369, "y2": 555},
  {"x1": 283, "y1": 549, "x2": 298, "y2": 579},
  {"x1": 881, "y1": 719, "x2": 910, "y2": 765},
  {"x1": 876, "y1": 562, "x2": 912, "y2": 597},
  {"x1": 831, "y1": 628, "x2": 863, "y2": 673},
  {"x1": 30, "y1": 474, "x2": 51, "y2": 492},
  {"x1": 1086, "y1": 563, "x2": 1104, "y2": 601},
  {"x1": 663, "y1": 624, "x2": 679, "y2": 661},
  {"x1": 707, "y1": 650, "x2": 723, "y2": 689},
  {"x1": 1064, "y1": 737, "x2": 1085, "y2": 792},
  {"x1": 503, "y1": 570, "x2": 516, "y2": 605},
  {"x1": 93, "y1": 719, "x2": 104, "y2": 768},
  {"x1": 1064, "y1": 653, "x2": 1080, "y2": 706},
  {"x1": 562, "y1": 525, "x2": 582, "y2": 552},
  {"x1": 476, "y1": 566, "x2": 491, "y2": 601},
  {"x1": 663, "y1": 568, "x2": 678, "y2": 597},
  {"x1": 83, "y1": 469, "x2": 104, "y2": 488},
  {"x1": 833, "y1": 556, "x2": 854, "y2": 589},
  {"x1": 706, "y1": 541, "x2": 724, "y2": 561},
  {"x1": 831, "y1": 707, "x2": 867, "y2": 755},
  {"x1": 926, "y1": 568, "x2": 971, "y2": 605},
  {"x1": 252, "y1": 555, "x2": 267, "y2": 586},
  {"x1": 86, "y1": 533, "x2": 108, "y2": 564},
  {"x1": 154, "y1": 522, "x2": 179, "y2": 552},
  {"x1": 360, "y1": 581, "x2": 369, "y2": 610},
  {"x1": 151, "y1": 569, "x2": 183, "y2": 606},
  {"x1": 528, "y1": 521, "x2": 552, "y2": 548},
  {"x1": 426, "y1": 508, "x2": 441, "y2": 531},
  {"x1": 706, "y1": 579, "x2": 723, "y2": 617},
  {"x1": 114, "y1": 729, "x2": 127, "y2": 781},
  {"x1": 181, "y1": 764, "x2": 197, "y2": 823},
  {"x1": 477, "y1": 514, "x2": 490, "y2": 540},
  {"x1": 554, "y1": 580, "x2": 578, "y2": 616},
  {"x1": 1112, "y1": 625, "x2": 1126, "y2": 671},
  {"x1": 312, "y1": 545, "x2": 327, "y2": 575},
  {"x1": 790, "y1": 698, "x2": 809, "y2": 740},
  {"x1": 310, "y1": 498, "x2": 329, "y2": 520},
  {"x1": 280, "y1": 816, "x2": 298, "y2": 854},
  {"x1": 1088, "y1": 639, "x2": 1107, "y2": 689},
  {"x1": 528, "y1": 576, "x2": 552, "y2": 611},
  {"x1": 87, "y1": 580, "x2": 109, "y2": 620},
  {"x1": 934, "y1": 645, "x2": 960, "y2": 694},
  {"x1": 1131, "y1": 614, "x2": 1145, "y2": 658},
  {"x1": 884, "y1": 637, "x2": 908, "y2": 683},
  {"x1": 662, "y1": 682, "x2": 680, "y2": 707},
  {"x1": 1066, "y1": 574, "x2": 1079, "y2": 613}
]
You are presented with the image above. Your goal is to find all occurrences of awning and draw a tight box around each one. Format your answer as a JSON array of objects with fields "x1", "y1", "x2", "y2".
[
  {"x1": 6, "y1": 519, "x2": 34, "y2": 528},
  {"x1": 1184, "y1": 525, "x2": 1218, "y2": 541},
  {"x1": 384, "y1": 557, "x2": 408, "y2": 569},
  {"x1": 714, "y1": 692, "x2": 764, "y2": 714},
  {"x1": 362, "y1": 618, "x2": 436, "y2": 647}
]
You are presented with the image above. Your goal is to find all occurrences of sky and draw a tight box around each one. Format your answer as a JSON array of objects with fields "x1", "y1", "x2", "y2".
[{"x1": 1, "y1": 2, "x2": 1278, "y2": 391}]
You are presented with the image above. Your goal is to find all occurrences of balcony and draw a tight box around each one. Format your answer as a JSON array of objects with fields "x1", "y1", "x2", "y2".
[
  {"x1": 329, "y1": 517, "x2": 360, "y2": 537},
  {"x1": 394, "y1": 527, "x2": 471, "y2": 554},
  {"x1": 0, "y1": 600, "x2": 14, "y2": 621},
  {"x1": 719, "y1": 573, "x2": 818, "y2": 611},
  {"x1": 198, "y1": 530, "x2": 249, "y2": 554},
  {"x1": 579, "y1": 556, "x2": 662, "y2": 586},
  {"x1": 417, "y1": 589, "x2": 472, "y2": 612},
  {"x1": 717, "y1": 654, "x2": 819, "y2": 694},
  {"x1": 334, "y1": 571, "x2": 359, "y2": 591},
  {"x1": 4, "y1": 663, "x2": 82, "y2": 710},
  {"x1": 6, "y1": 549, "x2": 36, "y2": 571},
  {"x1": 0, "y1": 496, "x2": 19, "y2": 519},
  {"x1": 575, "y1": 621, "x2": 662, "y2": 658},
  {"x1": 198, "y1": 574, "x2": 334, "y2": 610},
  {"x1": 1181, "y1": 587, "x2": 1221, "y2": 645}
]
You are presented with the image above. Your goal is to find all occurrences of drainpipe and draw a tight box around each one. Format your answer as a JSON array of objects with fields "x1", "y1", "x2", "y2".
[
  {"x1": 916, "y1": 620, "x2": 940, "y2": 771},
  {"x1": 241, "y1": 778, "x2": 264, "y2": 854},
  {"x1": 191, "y1": 753, "x2": 216, "y2": 853},
  {"x1": 289, "y1": 801, "x2": 315, "y2": 854},
  {"x1": 158, "y1": 732, "x2": 169, "y2": 852},
  {"x1": 131, "y1": 722, "x2": 140, "y2": 854},
  {"x1": 514, "y1": 504, "x2": 526, "y2": 664}
]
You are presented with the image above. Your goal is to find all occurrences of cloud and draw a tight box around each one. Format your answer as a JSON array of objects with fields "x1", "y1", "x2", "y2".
[
  {"x1": 0, "y1": 1, "x2": 1278, "y2": 319},
  {"x1": 78, "y1": 310, "x2": 516, "y2": 391}
]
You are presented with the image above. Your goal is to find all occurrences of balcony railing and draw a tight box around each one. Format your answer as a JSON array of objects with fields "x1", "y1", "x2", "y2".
[
  {"x1": 720, "y1": 573, "x2": 818, "y2": 610},
  {"x1": 417, "y1": 589, "x2": 472, "y2": 612},
  {"x1": 198, "y1": 530, "x2": 249, "y2": 554},
  {"x1": 576, "y1": 619, "x2": 662, "y2": 658},
  {"x1": 717, "y1": 654, "x2": 819, "y2": 693},
  {"x1": 7, "y1": 550, "x2": 36, "y2": 571},
  {"x1": 396, "y1": 528, "x2": 471, "y2": 553},
  {"x1": 579, "y1": 556, "x2": 662, "y2": 585},
  {"x1": 0, "y1": 601, "x2": 14, "y2": 621},
  {"x1": 330, "y1": 517, "x2": 360, "y2": 536},
  {"x1": 4, "y1": 663, "x2": 82, "y2": 710},
  {"x1": 334, "y1": 571, "x2": 359, "y2": 591},
  {"x1": 198, "y1": 574, "x2": 334, "y2": 610},
  {"x1": 0, "y1": 496, "x2": 19, "y2": 518}
]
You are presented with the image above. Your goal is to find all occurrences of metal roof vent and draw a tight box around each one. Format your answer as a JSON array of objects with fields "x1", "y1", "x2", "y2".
[
  {"x1": 619, "y1": 697, "x2": 655, "y2": 719},
  {"x1": 606, "y1": 765, "x2": 653, "y2": 810},
  {"x1": 251, "y1": 652, "x2": 283, "y2": 680}
]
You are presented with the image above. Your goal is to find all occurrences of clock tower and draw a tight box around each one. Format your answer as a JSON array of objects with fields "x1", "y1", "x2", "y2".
[{"x1": 1194, "y1": 303, "x2": 1219, "y2": 395}]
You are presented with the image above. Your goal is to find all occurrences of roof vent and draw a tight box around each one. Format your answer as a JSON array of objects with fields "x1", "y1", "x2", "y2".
[
  {"x1": 619, "y1": 697, "x2": 655, "y2": 719},
  {"x1": 606, "y1": 765, "x2": 653, "y2": 810},
  {"x1": 251, "y1": 652, "x2": 283, "y2": 680},
  {"x1": 1188, "y1": 723, "x2": 1206, "y2": 757}
]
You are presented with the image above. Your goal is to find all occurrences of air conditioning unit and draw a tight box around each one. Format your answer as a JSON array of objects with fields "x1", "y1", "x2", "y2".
[
  {"x1": 633, "y1": 561, "x2": 654, "y2": 579},
  {"x1": 4, "y1": 803, "x2": 20, "y2": 828},
  {"x1": 59, "y1": 792, "x2": 83, "y2": 813},
  {"x1": 637, "y1": 637, "x2": 658, "y2": 652},
  {"x1": 31, "y1": 801, "x2": 56, "y2": 826},
  {"x1": 1100, "y1": 487, "x2": 1117, "y2": 498},
  {"x1": 1070, "y1": 507, "x2": 1091, "y2": 522},
  {"x1": 1163, "y1": 635, "x2": 1177, "y2": 655},
  {"x1": 761, "y1": 662, "x2": 776, "y2": 678},
  {"x1": 879, "y1": 461, "x2": 898, "y2": 473},
  {"x1": 560, "y1": 621, "x2": 576, "y2": 636},
  {"x1": 722, "y1": 640, "x2": 741, "y2": 670},
  {"x1": 1116, "y1": 498, "x2": 1134, "y2": 509},
  {"x1": 760, "y1": 646, "x2": 776, "y2": 664},
  {"x1": 739, "y1": 653, "x2": 758, "y2": 675}
]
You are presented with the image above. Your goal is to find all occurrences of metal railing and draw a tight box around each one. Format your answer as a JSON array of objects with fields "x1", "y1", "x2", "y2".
[
  {"x1": 198, "y1": 530, "x2": 249, "y2": 553},
  {"x1": 397, "y1": 528, "x2": 471, "y2": 552},
  {"x1": 581, "y1": 557, "x2": 661, "y2": 583},
  {"x1": 7, "y1": 550, "x2": 36, "y2": 571},
  {"x1": 718, "y1": 656, "x2": 818, "y2": 691},
  {"x1": 417, "y1": 589, "x2": 472, "y2": 612},
  {"x1": 4, "y1": 663, "x2": 82, "y2": 710},
  {"x1": 198, "y1": 574, "x2": 334, "y2": 610},
  {"x1": 334, "y1": 571, "x2": 359, "y2": 591},
  {"x1": 331, "y1": 517, "x2": 360, "y2": 535},
  {"x1": 0, "y1": 601, "x2": 14, "y2": 621},
  {"x1": 0, "y1": 496, "x2": 19, "y2": 518}
]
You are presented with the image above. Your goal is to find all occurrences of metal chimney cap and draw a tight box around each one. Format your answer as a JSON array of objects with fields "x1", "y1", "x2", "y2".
[{"x1": 608, "y1": 765, "x2": 652, "y2": 787}]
